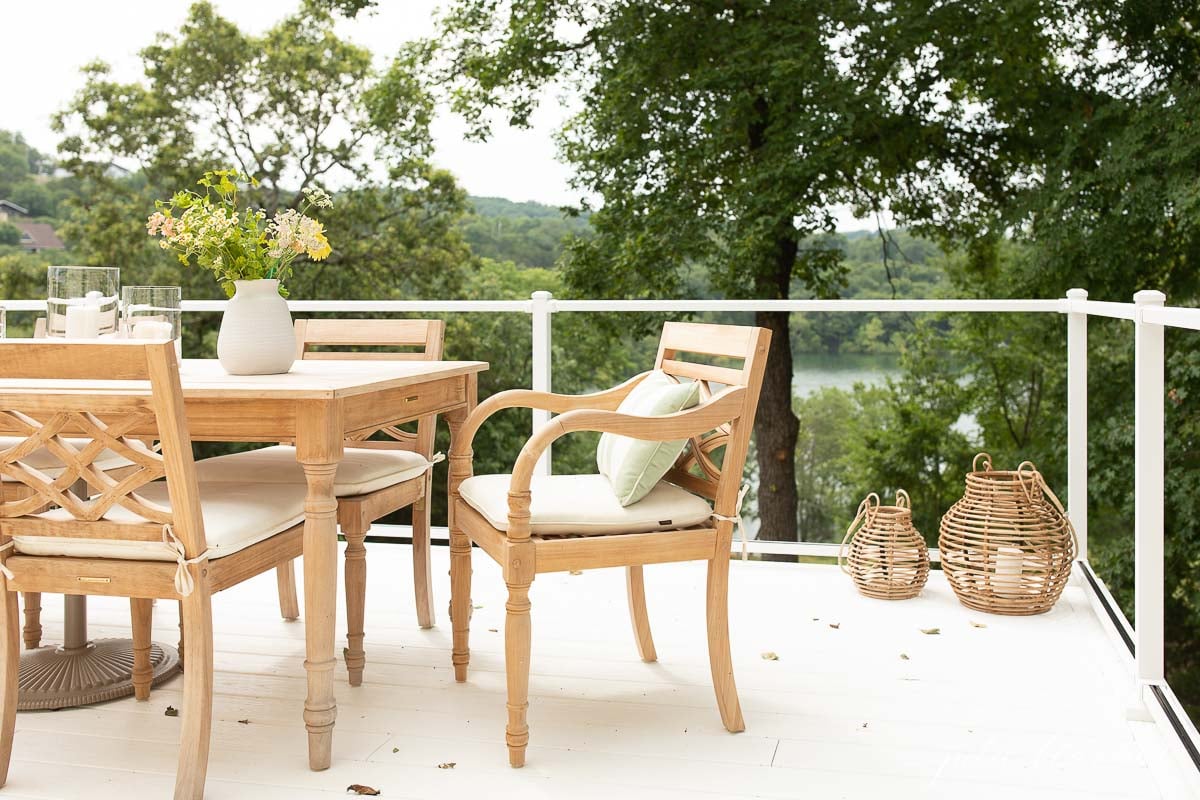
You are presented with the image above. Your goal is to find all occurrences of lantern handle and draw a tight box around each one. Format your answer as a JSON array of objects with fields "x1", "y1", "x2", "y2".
[
  {"x1": 838, "y1": 493, "x2": 879, "y2": 576},
  {"x1": 972, "y1": 452, "x2": 993, "y2": 472},
  {"x1": 895, "y1": 489, "x2": 911, "y2": 509}
]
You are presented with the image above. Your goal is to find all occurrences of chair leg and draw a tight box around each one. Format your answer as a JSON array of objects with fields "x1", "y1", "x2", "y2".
[
  {"x1": 706, "y1": 556, "x2": 745, "y2": 733},
  {"x1": 505, "y1": 581, "x2": 532, "y2": 768},
  {"x1": 0, "y1": 585, "x2": 19, "y2": 787},
  {"x1": 626, "y1": 566, "x2": 658, "y2": 662},
  {"x1": 343, "y1": 519, "x2": 368, "y2": 687},
  {"x1": 174, "y1": 586, "x2": 213, "y2": 800},
  {"x1": 449, "y1": 521, "x2": 472, "y2": 682},
  {"x1": 21, "y1": 592, "x2": 41, "y2": 650},
  {"x1": 276, "y1": 559, "x2": 301, "y2": 621},
  {"x1": 131, "y1": 598, "x2": 154, "y2": 701},
  {"x1": 412, "y1": 480, "x2": 435, "y2": 629}
]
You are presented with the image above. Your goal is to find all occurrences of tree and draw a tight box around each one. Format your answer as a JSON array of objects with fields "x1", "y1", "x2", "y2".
[
  {"x1": 0, "y1": 223, "x2": 19, "y2": 247},
  {"x1": 421, "y1": 0, "x2": 1089, "y2": 542},
  {"x1": 52, "y1": 1, "x2": 451, "y2": 304}
]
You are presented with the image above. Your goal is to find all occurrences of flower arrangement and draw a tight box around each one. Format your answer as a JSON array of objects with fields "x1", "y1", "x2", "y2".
[{"x1": 147, "y1": 169, "x2": 332, "y2": 297}]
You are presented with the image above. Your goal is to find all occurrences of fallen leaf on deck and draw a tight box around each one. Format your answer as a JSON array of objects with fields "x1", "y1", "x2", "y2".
[
  {"x1": 900, "y1": 653, "x2": 910, "y2": 660},
  {"x1": 569, "y1": 570, "x2": 583, "y2": 575},
  {"x1": 437, "y1": 762, "x2": 456, "y2": 770},
  {"x1": 487, "y1": 628, "x2": 498, "y2": 633},
  {"x1": 970, "y1": 621, "x2": 987, "y2": 629},
  {"x1": 164, "y1": 706, "x2": 178, "y2": 717},
  {"x1": 920, "y1": 628, "x2": 940, "y2": 635},
  {"x1": 392, "y1": 747, "x2": 399, "y2": 753},
  {"x1": 473, "y1": 604, "x2": 483, "y2": 610},
  {"x1": 761, "y1": 651, "x2": 779, "y2": 661},
  {"x1": 828, "y1": 622, "x2": 840, "y2": 630},
  {"x1": 346, "y1": 785, "x2": 381, "y2": 795},
  {"x1": 861, "y1": 722, "x2": 868, "y2": 729},
  {"x1": 237, "y1": 719, "x2": 249, "y2": 725}
]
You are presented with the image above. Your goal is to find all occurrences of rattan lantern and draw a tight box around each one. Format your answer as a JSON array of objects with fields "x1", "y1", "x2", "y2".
[
  {"x1": 839, "y1": 490, "x2": 930, "y2": 600},
  {"x1": 939, "y1": 453, "x2": 1077, "y2": 616}
]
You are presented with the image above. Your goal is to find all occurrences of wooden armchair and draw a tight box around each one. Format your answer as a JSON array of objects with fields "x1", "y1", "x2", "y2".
[
  {"x1": 0, "y1": 340, "x2": 310, "y2": 799},
  {"x1": 193, "y1": 318, "x2": 445, "y2": 684},
  {"x1": 448, "y1": 321, "x2": 770, "y2": 767}
]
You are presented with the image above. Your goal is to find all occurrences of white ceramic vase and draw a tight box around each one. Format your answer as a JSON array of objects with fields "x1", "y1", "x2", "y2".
[{"x1": 216, "y1": 279, "x2": 295, "y2": 375}]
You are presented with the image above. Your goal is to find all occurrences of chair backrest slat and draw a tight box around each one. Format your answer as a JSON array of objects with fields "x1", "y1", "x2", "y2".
[
  {"x1": 294, "y1": 319, "x2": 445, "y2": 458},
  {"x1": 0, "y1": 341, "x2": 207, "y2": 558}
]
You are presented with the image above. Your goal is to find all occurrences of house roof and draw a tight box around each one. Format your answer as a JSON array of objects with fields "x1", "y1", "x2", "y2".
[
  {"x1": 14, "y1": 221, "x2": 64, "y2": 250},
  {"x1": 0, "y1": 199, "x2": 29, "y2": 216}
]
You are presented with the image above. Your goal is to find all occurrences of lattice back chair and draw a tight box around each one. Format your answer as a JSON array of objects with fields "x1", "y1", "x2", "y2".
[
  {"x1": 448, "y1": 321, "x2": 770, "y2": 767},
  {"x1": 2, "y1": 319, "x2": 140, "y2": 651},
  {"x1": 193, "y1": 318, "x2": 446, "y2": 686},
  {"x1": 0, "y1": 340, "x2": 310, "y2": 799}
]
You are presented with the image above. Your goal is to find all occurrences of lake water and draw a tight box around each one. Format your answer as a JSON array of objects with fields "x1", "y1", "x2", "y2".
[{"x1": 792, "y1": 353, "x2": 901, "y2": 396}]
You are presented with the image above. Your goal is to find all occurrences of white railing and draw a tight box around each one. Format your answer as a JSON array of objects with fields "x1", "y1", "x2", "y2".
[{"x1": 6, "y1": 287, "x2": 1200, "y2": 734}]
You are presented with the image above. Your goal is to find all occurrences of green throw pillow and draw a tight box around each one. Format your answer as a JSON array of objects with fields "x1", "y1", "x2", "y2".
[{"x1": 597, "y1": 370, "x2": 701, "y2": 506}]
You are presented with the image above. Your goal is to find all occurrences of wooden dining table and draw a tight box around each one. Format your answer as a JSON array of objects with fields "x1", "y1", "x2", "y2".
[{"x1": 0, "y1": 357, "x2": 486, "y2": 770}]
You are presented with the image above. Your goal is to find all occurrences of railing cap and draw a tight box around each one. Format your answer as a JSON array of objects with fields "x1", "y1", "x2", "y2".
[
  {"x1": 1066, "y1": 288, "x2": 1089, "y2": 300},
  {"x1": 1134, "y1": 290, "x2": 1166, "y2": 306}
]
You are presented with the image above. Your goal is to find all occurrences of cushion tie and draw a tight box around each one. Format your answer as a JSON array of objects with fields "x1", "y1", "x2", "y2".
[
  {"x1": 712, "y1": 484, "x2": 750, "y2": 561},
  {"x1": 0, "y1": 541, "x2": 13, "y2": 580},
  {"x1": 428, "y1": 452, "x2": 445, "y2": 469},
  {"x1": 162, "y1": 524, "x2": 209, "y2": 597}
]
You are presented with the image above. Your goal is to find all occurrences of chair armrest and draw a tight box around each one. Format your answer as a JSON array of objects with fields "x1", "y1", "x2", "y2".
[
  {"x1": 449, "y1": 372, "x2": 651, "y2": 460},
  {"x1": 507, "y1": 384, "x2": 747, "y2": 502}
]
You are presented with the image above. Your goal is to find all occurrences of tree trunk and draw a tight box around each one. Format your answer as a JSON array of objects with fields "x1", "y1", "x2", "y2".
[{"x1": 753, "y1": 308, "x2": 800, "y2": 542}]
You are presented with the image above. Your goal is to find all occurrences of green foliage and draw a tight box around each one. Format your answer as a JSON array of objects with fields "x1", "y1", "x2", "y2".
[
  {"x1": 460, "y1": 197, "x2": 591, "y2": 268},
  {"x1": 0, "y1": 223, "x2": 19, "y2": 247}
]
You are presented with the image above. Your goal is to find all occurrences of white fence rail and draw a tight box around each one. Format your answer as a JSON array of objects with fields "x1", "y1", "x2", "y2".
[{"x1": 7, "y1": 287, "x2": 1200, "y2": 725}]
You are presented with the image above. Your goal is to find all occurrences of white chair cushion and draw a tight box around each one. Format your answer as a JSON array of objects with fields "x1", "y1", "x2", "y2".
[
  {"x1": 194, "y1": 445, "x2": 433, "y2": 497},
  {"x1": 13, "y1": 481, "x2": 307, "y2": 562},
  {"x1": 458, "y1": 473, "x2": 713, "y2": 536},
  {"x1": 0, "y1": 435, "x2": 134, "y2": 480}
]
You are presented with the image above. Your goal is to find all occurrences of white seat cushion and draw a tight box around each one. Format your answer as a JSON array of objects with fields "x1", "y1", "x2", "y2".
[
  {"x1": 0, "y1": 435, "x2": 134, "y2": 479},
  {"x1": 194, "y1": 445, "x2": 433, "y2": 497},
  {"x1": 458, "y1": 474, "x2": 713, "y2": 536},
  {"x1": 13, "y1": 481, "x2": 307, "y2": 562}
]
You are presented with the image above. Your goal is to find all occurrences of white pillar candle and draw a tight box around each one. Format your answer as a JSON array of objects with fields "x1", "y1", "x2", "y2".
[
  {"x1": 131, "y1": 320, "x2": 175, "y2": 340},
  {"x1": 64, "y1": 303, "x2": 101, "y2": 339},
  {"x1": 994, "y1": 545, "x2": 1025, "y2": 598}
]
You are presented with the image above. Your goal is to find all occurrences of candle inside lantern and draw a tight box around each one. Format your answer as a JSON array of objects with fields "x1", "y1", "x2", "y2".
[
  {"x1": 994, "y1": 545, "x2": 1026, "y2": 598},
  {"x1": 64, "y1": 302, "x2": 101, "y2": 339},
  {"x1": 131, "y1": 319, "x2": 175, "y2": 340}
]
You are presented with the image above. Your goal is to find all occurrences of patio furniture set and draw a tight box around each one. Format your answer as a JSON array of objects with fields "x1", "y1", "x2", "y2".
[{"x1": 0, "y1": 318, "x2": 770, "y2": 799}]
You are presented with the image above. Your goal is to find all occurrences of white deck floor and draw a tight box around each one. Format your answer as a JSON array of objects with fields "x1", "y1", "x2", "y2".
[{"x1": 3, "y1": 544, "x2": 1197, "y2": 799}]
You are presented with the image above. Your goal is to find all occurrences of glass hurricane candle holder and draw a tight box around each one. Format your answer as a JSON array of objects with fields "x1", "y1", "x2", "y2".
[
  {"x1": 122, "y1": 286, "x2": 183, "y2": 358},
  {"x1": 47, "y1": 266, "x2": 120, "y2": 338}
]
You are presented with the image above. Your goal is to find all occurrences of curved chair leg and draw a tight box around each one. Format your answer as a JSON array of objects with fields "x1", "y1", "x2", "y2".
[
  {"x1": 343, "y1": 519, "x2": 368, "y2": 687},
  {"x1": 706, "y1": 556, "x2": 745, "y2": 732},
  {"x1": 449, "y1": 521, "x2": 473, "y2": 683},
  {"x1": 130, "y1": 598, "x2": 154, "y2": 701},
  {"x1": 412, "y1": 478, "x2": 435, "y2": 629},
  {"x1": 276, "y1": 559, "x2": 301, "y2": 621},
  {"x1": 0, "y1": 580, "x2": 19, "y2": 787},
  {"x1": 626, "y1": 566, "x2": 658, "y2": 662},
  {"x1": 175, "y1": 584, "x2": 213, "y2": 800},
  {"x1": 505, "y1": 581, "x2": 532, "y2": 768},
  {"x1": 21, "y1": 592, "x2": 41, "y2": 650}
]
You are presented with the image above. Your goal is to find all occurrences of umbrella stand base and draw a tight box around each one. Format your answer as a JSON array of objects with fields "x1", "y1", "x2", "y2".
[{"x1": 18, "y1": 638, "x2": 181, "y2": 711}]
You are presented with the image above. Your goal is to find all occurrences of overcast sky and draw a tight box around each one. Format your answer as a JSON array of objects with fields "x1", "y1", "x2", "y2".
[{"x1": 6, "y1": 0, "x2": 870, "y2": 227}]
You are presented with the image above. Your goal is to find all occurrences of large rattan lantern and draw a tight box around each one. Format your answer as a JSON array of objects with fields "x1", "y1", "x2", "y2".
[
  {"x1": 839, "y1": 490, "x2": 929, "y2": 600},
  {"x1": 939, "y1": 453, "x2": 1077, "y2": 616}
]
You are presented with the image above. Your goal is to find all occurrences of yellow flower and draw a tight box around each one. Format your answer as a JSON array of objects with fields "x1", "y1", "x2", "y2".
[{"x1": 307, "y1": 233, "x2": 331, "y2": 261}]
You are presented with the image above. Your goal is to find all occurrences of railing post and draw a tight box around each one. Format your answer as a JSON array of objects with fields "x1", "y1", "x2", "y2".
[
  {"x1": 1066, "y1": 288, "x2": 1089, "y2": 562},
  {"x1": 1132, "y1": 289, "x2": 1166, "y2": 715},
  {"x1": 530, "y1": 291, "x2": 554, "y2": 475}
]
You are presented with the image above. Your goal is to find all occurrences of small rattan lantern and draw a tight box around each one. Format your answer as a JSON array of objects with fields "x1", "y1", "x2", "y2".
[
  {"x1": 839, "y1": 490, "x2": 930, "y2": 600},
  {"x1": 939, "y1": 453, "x2": 1077, "y2": 616}
]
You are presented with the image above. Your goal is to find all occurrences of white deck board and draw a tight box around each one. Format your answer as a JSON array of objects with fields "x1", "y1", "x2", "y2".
[{"x1": 6, "y1": 544, "x2": 1196, "y2": 799}]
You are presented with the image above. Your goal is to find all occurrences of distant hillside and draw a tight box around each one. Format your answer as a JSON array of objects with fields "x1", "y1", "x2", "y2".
[{"x1": 462, "y1": 196, "x2": 592, "y2": 268}]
